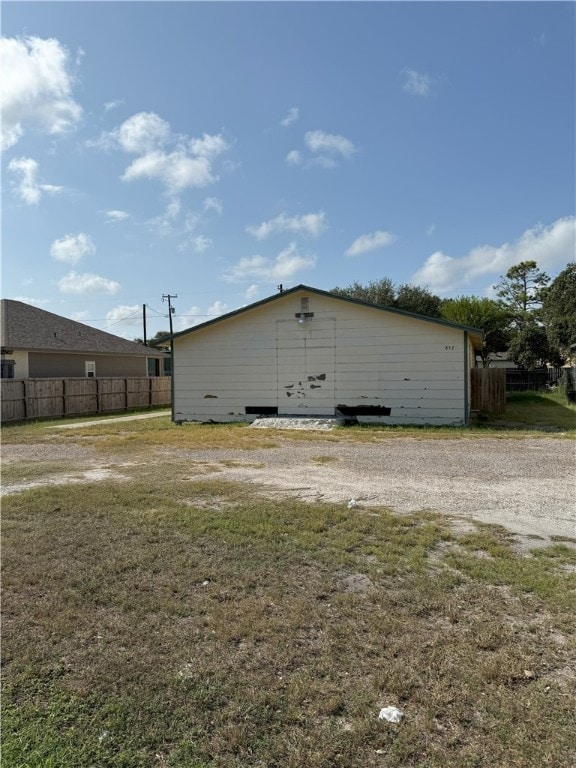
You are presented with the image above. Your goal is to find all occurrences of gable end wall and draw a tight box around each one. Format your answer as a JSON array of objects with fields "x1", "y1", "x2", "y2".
[{"x1": 173, "y1": 292, "x2": 469, "y2": 425}]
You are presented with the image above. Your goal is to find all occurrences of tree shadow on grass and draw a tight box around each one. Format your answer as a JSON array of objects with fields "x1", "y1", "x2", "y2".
[{"x1": 489, "y1": 392, "x2": 576, "y2": 431}]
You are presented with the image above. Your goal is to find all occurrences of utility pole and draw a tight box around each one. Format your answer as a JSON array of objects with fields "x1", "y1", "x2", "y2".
[
  {"x1": 142, "y1": 304, "x2": 147, "y2": 345},
  {"x1": 162, "y1": 293, "x2": 178, "y2": 336}
]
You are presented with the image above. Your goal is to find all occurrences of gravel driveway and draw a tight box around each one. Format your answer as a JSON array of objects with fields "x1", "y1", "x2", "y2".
[
  {"x1": 182, "y1": 437, "x2": 576, "y2": 543},
  {"x1": 3, "y1": 432, "x2": 575, "y2": 544}
]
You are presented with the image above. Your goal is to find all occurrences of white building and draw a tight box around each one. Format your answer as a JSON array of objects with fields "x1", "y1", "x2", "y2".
[{"x1": 171, "y1": 285, "x2": 483, "y2": 426}]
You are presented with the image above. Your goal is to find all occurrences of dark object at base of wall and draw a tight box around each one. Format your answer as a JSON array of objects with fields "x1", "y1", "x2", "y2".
[{"x1": 336, "y1": 404, "x2": 392, "y2": 417}]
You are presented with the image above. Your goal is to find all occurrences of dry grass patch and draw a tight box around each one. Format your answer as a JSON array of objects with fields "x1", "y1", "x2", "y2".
[
  {"x1": 3, "y1": 476, "x2": 575, "y2": 768},
  {"x1": 311, "y1": 455, "x2": 340, "y2": 464}
]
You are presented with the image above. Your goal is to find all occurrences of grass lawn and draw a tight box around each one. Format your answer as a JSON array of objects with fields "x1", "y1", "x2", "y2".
[
  {"x1": 2, "y1": 392, "x2": 575, "y2": 767},
  {"x1": 495, "y1": 390, "x2": 576, "y2": 431}
]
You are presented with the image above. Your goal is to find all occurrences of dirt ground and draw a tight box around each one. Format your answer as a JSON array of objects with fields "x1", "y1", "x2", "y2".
[
  {"x1": 181, "y1": 437, "x2": 576, "y2": 545},
  {"x1": 3, "y1": 431, "x2": 575, "y2": 547}
]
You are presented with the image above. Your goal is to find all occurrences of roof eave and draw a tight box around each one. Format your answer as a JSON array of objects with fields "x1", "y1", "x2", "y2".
[{"x1": 168, "y1": 284, "x2": 485, "y2": 347}]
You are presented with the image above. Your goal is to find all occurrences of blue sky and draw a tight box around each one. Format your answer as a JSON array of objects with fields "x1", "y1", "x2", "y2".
[{"x1": 2, "y1": 1, "x2": 575, "y2": 339}]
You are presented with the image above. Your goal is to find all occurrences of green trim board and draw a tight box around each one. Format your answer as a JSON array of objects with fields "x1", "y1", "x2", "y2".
[
  {"x1": 168, "y1": 284, "x2": 484, "y2": 350},
  {"x1": 464, "y1": 331, "x2": 469, "y2": 424}
]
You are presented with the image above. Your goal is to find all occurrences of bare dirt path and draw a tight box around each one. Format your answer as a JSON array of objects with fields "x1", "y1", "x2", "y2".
[{"x1": 48, "y1": 409, "x2": 171, "y2": 429}]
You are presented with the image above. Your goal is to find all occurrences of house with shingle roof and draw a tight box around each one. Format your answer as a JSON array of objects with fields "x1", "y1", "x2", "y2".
[{"x1": 1, "y1": 300, "x2": 169, "y2": 379}]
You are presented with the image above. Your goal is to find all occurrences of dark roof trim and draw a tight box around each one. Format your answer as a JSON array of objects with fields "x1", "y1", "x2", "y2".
[{"x1": 168, "y1": 284, "x2": 484, "y2": 348}]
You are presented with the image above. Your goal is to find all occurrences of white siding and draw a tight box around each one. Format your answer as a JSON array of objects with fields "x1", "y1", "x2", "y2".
[
  {"x1": 11, "y1": 350, "x2": 29, "y2": 379},
  {"x1": 173, "y1": 291, "x2": 470, "y2": 425}
]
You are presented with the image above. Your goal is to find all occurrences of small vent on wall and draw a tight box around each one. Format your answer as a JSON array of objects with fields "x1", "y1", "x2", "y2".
[{"x1": 295, "y1": 296, "x2": 314, "y2": 322}]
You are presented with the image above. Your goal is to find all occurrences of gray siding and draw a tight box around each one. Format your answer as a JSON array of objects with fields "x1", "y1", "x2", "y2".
[{"x1": 29, "y1": 352, "x2": 148, "y2": 378}]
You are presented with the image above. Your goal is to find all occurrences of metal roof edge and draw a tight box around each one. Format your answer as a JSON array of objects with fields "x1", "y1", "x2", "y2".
[{"x1": 168, "y1": 284, "x2": 484, "y2": 348}]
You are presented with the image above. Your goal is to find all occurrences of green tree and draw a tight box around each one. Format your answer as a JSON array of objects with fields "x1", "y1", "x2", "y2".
[
  {"x1": 507, "y1": 324, "x2": 562, "y2": 370},
  {"x1": 496, "y1": 260, "x2": 550, "y2": 328},
  {"x1": 395, "y1": 284, "x2": 442, "y2": 317},
  {"x1": 331, "y1": 278, "x2": 395, "y2": 307},
  {"x1": 331, "y1": 278, "x2": 442, "y2": 317},
  {"x1": 134, "y1": 330, "x2": 171, "y2": 349},
  {"x1": 542, "y1": 262, "x2": 576, "y2": 357},
  {"x1": 441, "y1": 296, "x2": 509, "y2": 367}
]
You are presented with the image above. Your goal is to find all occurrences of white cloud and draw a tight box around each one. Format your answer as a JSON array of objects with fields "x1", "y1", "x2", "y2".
[
  {"x1": 190, "y1": 235, "x2": 212, "y2": 253},
  {"x1": 401, "y1": 68, "x2": 432, "y2": 97},
  {"x1": 426, "y1": 223, "x2": 436, "y2": 237},
  {"x1": 280, "y1": 107, "x2": 299, "y2": 127},
  {"x1": 148, "y1": 199, "x2": 182, "y2": 236},
  {"x1": 207, "y1": 300, "x2": 228, "y2": 317},
  {"x1": 412, "y1": 217, "x2": 576, "y2": 293},
  {"x1": 88, "y1": 111, "x2": 168, "y2": 152},
  {"x1": 247, "y1": 211, "x2": 327, "y2": 240},
  {"x1": 245, "y1": 284, "x2": 260, "y2": 301},
  {"x1": 8, "y1": 156, "x2": 63, "y2": 204},
  {"x1": 103, "y1": 209, "x2": 130, "y2": 221},
  {"x1": 105, "y1": 304, "x2": 142, "y2": 326},
  {"x1": 189, "y1": 133, "x2": 229, "y2": 158},
  {"x1": 58, "y1": 271, "x2": 120, "y2": 295},
  {"x1": 70, "y1": 310, "x2": 89, "y2": 322},
  {"x1": 304, "y1": 130, "x2": 357, "y2": 158},
  {"x1": 122, "y1": 149, "x2": 218, "y2": 191},
  {"x1": 11, "y1": 296, "x2": 51, "y2": 307},
  {"x1": 50, "y1": 233, "x2": 96, "y2": 264},
  {"x1": 204, "y1": 196, "x2": 223, "y2": 215},
  {"x1": 286, "y1": 150, "x2": 302, "y2": 166},
  {"x1": 287, "y1": 130, "x2": 357, "y2": 169},
  {"x1": 345, "y1": 230, "x2": 397, "y2": 257},
  {"x1": 175, "y1": 306, "x2": 202, "y2": 331},
  {"x1": 91, "y1": 112, "x2": 231, "y2": 195},
  {"x1": 184, "y1": 212, "x2": 201, "y2": 232},
  {"x1": 116, "y1": 111, "x2": 170, "y2": 153},
  {"x1": 103, "y1": 99, "x2": 124, "y2": 113},
  {"x1": 224, "y1": 242, "x2": 316, "y2": 283},
  {"x1": 1, "y1": 36, "x2": 82, "y2": 151}
]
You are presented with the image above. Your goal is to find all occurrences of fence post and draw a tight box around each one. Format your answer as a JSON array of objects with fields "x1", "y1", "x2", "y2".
[
  {"x1": 23, "y1": 380, "x2": 28, "y2": 419},
  {"x1": 23, "y1": 379, "x2": 31, "y2": 420}
]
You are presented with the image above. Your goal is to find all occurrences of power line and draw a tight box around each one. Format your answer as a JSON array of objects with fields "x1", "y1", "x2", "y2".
[{"x1": 101, "y1": 308, "x2": 143, "y2": 330}]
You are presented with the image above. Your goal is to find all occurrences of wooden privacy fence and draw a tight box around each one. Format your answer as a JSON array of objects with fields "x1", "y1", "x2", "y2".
[
  {"x1": 1, "y1": 377, "x2": 171, "y2": 423},
  {"x1": 471, "y1": 368, "x2": 506, "y2": 414}
]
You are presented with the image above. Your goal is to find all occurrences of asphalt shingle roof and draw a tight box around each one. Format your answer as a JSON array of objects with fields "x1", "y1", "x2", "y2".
[{"x1": 1, "y1": 300, "x2": 165, "y2": 357}]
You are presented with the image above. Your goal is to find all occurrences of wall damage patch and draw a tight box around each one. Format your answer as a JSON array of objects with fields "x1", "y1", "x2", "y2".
[{"x1": 337, "y1": 404, "x2": 392, "y2": 417}]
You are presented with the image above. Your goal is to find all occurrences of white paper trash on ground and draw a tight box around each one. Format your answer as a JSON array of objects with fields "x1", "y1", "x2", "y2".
[{"x1": 378, "y1": 706, "x2": 404, "y2": 723}]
